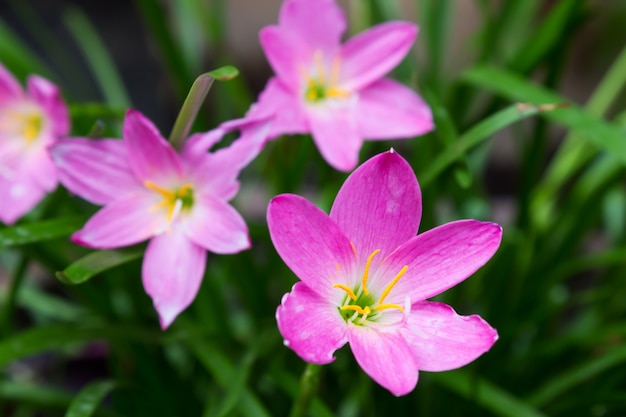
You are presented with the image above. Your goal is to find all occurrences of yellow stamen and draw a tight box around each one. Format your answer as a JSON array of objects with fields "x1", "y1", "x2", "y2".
[
  {"x1": 373, "y1": 303, "x2": 405, "y2": 313},
  {"x1": 326, "y1": 87, "x2": 350, "y2": 99},
  {"x1": 144, "y1": 180, "x2": 175, "y2": 199},
  {"x1": 330, "y1": 56, "x2": 342, "y2": 86},
  {"x1": 378, "y1": 265, "x2": 408, "y2": 305},
  {"x1": 333, "y1": 283, "x2": 357, "y2": 301},
  {"x1": 313, "y1": 50, "x2": 326, "y2": 84},
  {"x1": 340, "y1": 305, "x2": 369, "y2": 315},
  {"x1": 361, "y1": 249, "x2": 381, "y2": 296}
]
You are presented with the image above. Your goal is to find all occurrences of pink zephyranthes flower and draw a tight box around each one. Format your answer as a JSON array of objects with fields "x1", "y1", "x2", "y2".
[
  {"x1": 268, "y1": 151, "x2": 501, "y2": 395},
  {"x1": 244, "y1": 0, "x2": 433, "y2": 171},
  {"x1": 51, "y1": 109, "x2": 268, "y2": 328},
  {"x1": 0, "y1": 63, "x2": 69, "y2": 224}
]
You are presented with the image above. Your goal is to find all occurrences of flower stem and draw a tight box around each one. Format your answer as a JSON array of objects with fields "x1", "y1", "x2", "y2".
[
  {"x1": 168, "y1": 65, "x2": 239, "y2": 150},
  {"x1": 289, "y1": 363, "x2": 323, "y2": 417}
]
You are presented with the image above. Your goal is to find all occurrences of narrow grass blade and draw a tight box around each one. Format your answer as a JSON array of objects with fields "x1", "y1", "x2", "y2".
[
  {"x1": 56, "y1": 248, "x2": 143, "y2": 285},
  {"x1": 65, "y1": 380, "x2": 117, "y2": 417},
  {"x1": 0, "y1": 216, "x2": 87, "y2": 249}
]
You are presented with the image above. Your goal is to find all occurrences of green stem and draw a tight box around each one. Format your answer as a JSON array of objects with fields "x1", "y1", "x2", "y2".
[
  {"x1": 168, "y1": 65, "x2": 239, "y2": 150},
  {"x1": 0, "y1": 256, "x2": 29, "y2": 336},
  {"x1": 289, "y1": 363, "x2": 322, "y2": 417}
]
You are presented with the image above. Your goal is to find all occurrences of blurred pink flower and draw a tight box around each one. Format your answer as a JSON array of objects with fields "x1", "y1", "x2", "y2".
[
  {"x1": 0, "y1": 64, "x2": 69, "y2": 224},
  {"x1": 51, "y1": 109, "x2": 268, "y2": 328},
  {"x1": 245, "y1": 0, "x2": 433, "y2": 171},
  {"x1": 268, "y1": 150, "x2": 501, "y2": 395}
]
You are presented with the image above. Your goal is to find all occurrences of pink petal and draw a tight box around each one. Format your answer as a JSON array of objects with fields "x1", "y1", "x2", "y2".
[
  {"x1": 260, "y1": 27, "x2": 309, "y2": 89},
  {"x1": 123, "y1": 109, "x2": 183, "y2": 184},
  {"x1": 244, "y1": 78, "x2": 308, "y2": 139},
  {"x1": 20, "y1": 148, "x2": 57, "y2": 192},
  {"x1": 402, "y1": 301, "x2": 498, "y2": 372},
  {"x1": 330, "y1": 151, "x2": 421, "y2": 263},
  {"x1": 380, "y1": 220, "x2": 502, "y2": 303},
  {"x1": 182, "y1": 129, "x2": 225, "y2": 157},
  {"x1": 340, "y1": 21, "x2": 417, "y2": 91},
  {"x1": 355, "y1": 79, "x2": 433, "y2": 139},
  {"x1": 51, "y1": 138, "x2": 140, "y2": 205},
  {"x1": 184, "y1": 193, "x2": 250, "y2": 254},
  {"x1": 278, "y1": 0, "x2": 345, "y2": 57},
  {"x1": 308, "y1": 106, "x2": 361, "y2": 172},
  {"x1": 348, "y1": 325, "x2": 418, "y2": 396},
  {"x1": 276, "y1": 282, "x2": 348, "y2": 364},
  {"x1": 27, "y1": 75, "x2": 69, "y2": 137},
  {"x1": 0, "y1": 175, "x2": 45, "y2": 225},
  {"x1": 0, "y1": 64, "x2": 24, "y2": 104},
  {"x1": 267, "y1": 194, "x2": 356, "y2": 301},
  {"x1": 142, "y1": 228, "x2": 207, "y2": 329},
  {"x1": 71, "y1": 192, "x2": 165, "y2": 249}
]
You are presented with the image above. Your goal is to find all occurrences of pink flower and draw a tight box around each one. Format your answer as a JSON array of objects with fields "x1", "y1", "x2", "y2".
[
  {"x1": 0, "y1": 63, "x2": 69, "y2": 224},
  {"x1": 245, "y1": 0, "x2": 433, "y2": 171},
  {"x1": 51, "y1": 109, "x2": 268, "y2": 328},
  {"x1": 268, "y1": 151, "x2": 501, "y2": 396}
]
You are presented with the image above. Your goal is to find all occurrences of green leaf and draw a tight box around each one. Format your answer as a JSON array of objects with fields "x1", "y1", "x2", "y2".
[
  {"x1": 0, "y1": 17, "x2": 51, "y2": 77},
  {"x1": 419, "y1": 104, "x2": 541, "y2": 186},
  {"x1": 65, "y1": 380, "x2": 117, "y2": 417},
  {"x1": 0, "y1": 216, "x2": 87, "y2": 249},
  {"x1": 206, "y1": 65, "x2": 239, "y2": 81},
  {"x1": 461, "y1": 65, "x2": 626, "y2": 163},
  {"x1": 56, "y1": 248, "x2": 143, "y2": 285},
  {"x1": 528, "y1": 345, "x2": 626, "y2": 407},
  {"x1": 0, "y1": 380, "x2": 73, "y2": 408},
  {"x1": 432, "y1": 370, "x2": 548, "y2": 417}
]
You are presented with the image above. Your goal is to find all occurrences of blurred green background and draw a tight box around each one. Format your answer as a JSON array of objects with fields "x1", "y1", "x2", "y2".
[{"x1": 1, "y1": 0, "x2": 626, "y2": 416}]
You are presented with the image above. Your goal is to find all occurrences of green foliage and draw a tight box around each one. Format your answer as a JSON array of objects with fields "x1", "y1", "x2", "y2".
[{"x1": 2, "y1": 0, "x2": 626, "y2": 416}]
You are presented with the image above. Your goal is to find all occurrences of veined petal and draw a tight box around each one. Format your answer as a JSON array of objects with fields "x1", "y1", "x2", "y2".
[
  {"x1": 277, "y1": 282, "x2": 348, "y2": 364},
  {"x1": 330, "y1": 151, "x2": 421, "y2": 263},
  {"x1": 0, "y1": 63, "x2": 23, "y2": 104},
  {"x1": 355, "y1": 79, "x2": 433, "y2": 139},
  {"x1": 340, "y1": 21, "x2": 417, "y2": 91},
  {"x1": 260, "y1": 26, "x2": 309, "y2": 88},
  {"x1": 0, "y1": 175, "x2": 45, "y2": 225},
  {"x1": 24, "y1": 149, "x2": 57, "y2": 192},
  {"x1": 278, "y1": 0, "x2": 345, "y2": 56},
  {"x1": 71, "y1": 192, "x2": 165, "y2": 249},
  {"x1": 267, "y1": 194, "x2": 355, "y2": 301},
  {"x1": 184, "y1": 193, "x2": 250, "y2": 254},
  {"x1": 123, "y1": 109, "x2": 183, "y2": 184},
  {"x1": 381, "y1": 220, "x2": 502, "y2": 303},
  {"x1": 244, "y1": 78, "x2": 308, "y2": 139},
  {"x1": 51, "y1": 138, "x2": 140, "y2": 205},
  {"x1": 402, "y1": 301, "x2": 498, "y2": 372},
  {"x1": 308, "y1": 106, "x2": 361, "y2": 172},
  {"x1": 142, "y1": 229, "x2": 207, "y2": 329},
  {"x1": 27, "y1": 75, "x2": 69, "y2": 137},
  {"x1": 182, "y1": 129, "x2": 225, "y2": 157},
  {"x1": 348, "y1": 325, "x2": 418, "y2": 396}
]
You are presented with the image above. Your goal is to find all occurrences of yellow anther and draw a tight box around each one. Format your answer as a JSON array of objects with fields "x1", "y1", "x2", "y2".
[
  {"x1": 144, "y1": 181, "x2": 175, "y2": 199},
  {"x1": 340, "y1": 305, "x2": 369, "y2": 315},
  {"x1": 373, "y1": 303, "x2": 405, "y2": 313},
  {"x1": 378, "y1": 265, "x2": 408, "y2": 305},
  {"x1": 333, "y1": 283, "x2": 357, "y2": 301},
  {"x1": 361, "y1": 249, "x2": 381, "y2": 296}
]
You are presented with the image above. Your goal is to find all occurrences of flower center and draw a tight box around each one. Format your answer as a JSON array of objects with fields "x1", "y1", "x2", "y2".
[
  {"x1": 144, "y1": 181, "x2": 194, "y2": 223},
  {"x1": 303, "y1": 50, "x2": 350, "y2": 103},
  {"x1": 0, "y1": 107, "x2": 44, "y2": 144},
  {"x1": 333, "y1": 248, "x2": 408, "y2": 326}
]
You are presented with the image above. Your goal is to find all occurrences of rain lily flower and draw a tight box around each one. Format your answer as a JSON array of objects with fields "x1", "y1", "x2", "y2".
[
  {"x1": 244, "y1": 0, "x2": 433, "y2": 171},
  {"x1": 51, "y1": 109, "x2": 268, "y2": 328},
  {"x1": 268, "y1": 151, "x2": 501, "y2": 395},
  {"x1": 0, "y1": 63, "x2": 69, "y2": 224}
]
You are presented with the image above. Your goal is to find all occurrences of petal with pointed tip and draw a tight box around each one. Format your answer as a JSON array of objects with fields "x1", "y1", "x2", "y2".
[
  {"x1": 381, "y1": 220, "x2": 502, "y2": 303},
  {"x1": 27, "y1": 75, "x2": 69, "y2": 136},
  {"x1": 330, "y1": 151, "x2": 421, "y2": 261},
  {"x1": 348, "y1": 325, "x2": 418, "y2": 396},
  {"x1": 267, "y1": 194, "x2": 355, "y2": 300},
  {"x1": 277, "y1": 282, "x2": 347, "y2": 364},
  {"x1": 340, "y1": 22, "x2": 417, "y2": 91},
  {"x1": 142, "y1": 229, "x2": 206, "y2": 329},
  {"x1": 71, "y1": 192, "x2": 165, "y2": 249},
  {"x1": 402, "y1": 301, "x2": 498, "y2": 372},
  {"x1": 51, "y1": 138, "x2": 139, "y2": 205},
  {"x1": 356, "y1": 79, "x2": 433, "y2": 139},
  {"x1": 123, "y1": 109, "x2": 183, "y2": 183}
]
